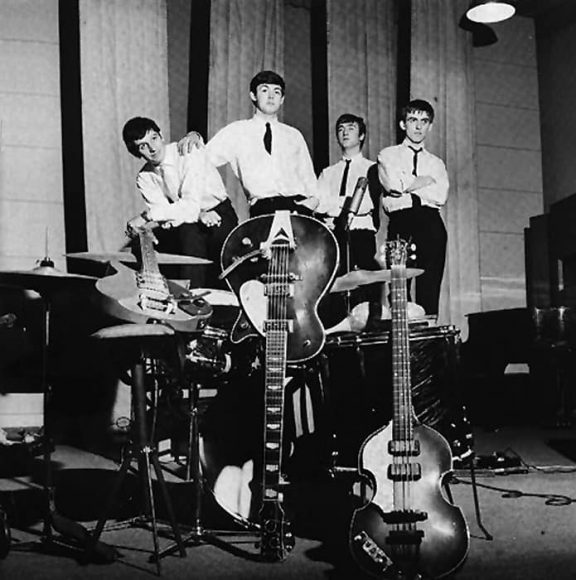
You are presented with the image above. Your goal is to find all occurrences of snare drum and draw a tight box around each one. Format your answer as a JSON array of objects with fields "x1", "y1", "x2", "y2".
[{"x1": 321, "y1": 325, "x2": 473, "y2": 468}]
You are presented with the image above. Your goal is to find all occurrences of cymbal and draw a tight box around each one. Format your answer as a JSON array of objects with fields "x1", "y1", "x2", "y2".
[
  {"x1": 330, "y1": 268, "x2": 424, "y2": 293},
  {"x1": 66, "y1": 251, "x2": 212, "y2": 265},
  {"x1": 0, "y1": 264, "x2": 97, "y2": 293}
]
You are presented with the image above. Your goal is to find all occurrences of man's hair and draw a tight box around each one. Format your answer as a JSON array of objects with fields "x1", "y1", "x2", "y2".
[
  {"x1": 249, "y1": 70, "x2": 286, "y2": 95},
  {"x1": 400, "y1": 99, "x2": 435, "y2": 123},
  {"x1": 335, "y1": 113, "x2": 367, "y2": 148},
  {"x1": 122, "y1": 117, "x2": 161, "y2": 158}
]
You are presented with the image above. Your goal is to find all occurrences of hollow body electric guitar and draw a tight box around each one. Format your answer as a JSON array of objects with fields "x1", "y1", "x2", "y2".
[
  {"x1": 96, "y1": 223, "x2": 212, "y2": 332},
  {"x1": 349, "y1": 239, "x2": 469, "y2": 579},
  {"x1": 221, "y1": 211, "x2": 338, "y2": 561}
]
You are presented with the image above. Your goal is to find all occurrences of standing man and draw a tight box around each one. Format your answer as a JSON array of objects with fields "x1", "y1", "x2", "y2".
[
  {"x1": 179, "y1": 70, "x2": 319, "y2": 217},
  {"x1": 377, "y1": 99, "x2": 449, "y2": 317},
  {"x1": 316, "y1": 114, "x2": 382, "y2": 315},
  {"x1": 123, "y1": 116, "x2": 238, "y2": 289}
]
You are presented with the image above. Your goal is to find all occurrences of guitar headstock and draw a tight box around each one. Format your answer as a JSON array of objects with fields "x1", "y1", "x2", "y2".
[{"x1": 385, "y1": 239, "x2": 410, "y2": 268}]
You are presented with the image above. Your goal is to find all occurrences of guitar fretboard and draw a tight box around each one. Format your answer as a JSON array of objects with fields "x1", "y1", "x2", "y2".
[
  {"x1": 390, "y1": 263, "x2": 414, "y2": 446},
  {"x1": 263, "y1": 238, "x2": 290, "y2": 502}
]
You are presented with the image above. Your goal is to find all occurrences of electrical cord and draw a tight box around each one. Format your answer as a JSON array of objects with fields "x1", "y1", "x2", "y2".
[{"x1": 453, "y1": 446, "x2": 576, "y2": 507}]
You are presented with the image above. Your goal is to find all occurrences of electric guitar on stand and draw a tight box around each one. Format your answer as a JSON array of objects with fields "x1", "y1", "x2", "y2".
[
  {"x1": 349, "y1": 239, "x2": 469, "y2": 579},
  {"x1": 95, "y1": 222, "x2": 212, "y2": 332},
  {"x1": 221, "y1": 211, "x2": 338, "y2": 561}
]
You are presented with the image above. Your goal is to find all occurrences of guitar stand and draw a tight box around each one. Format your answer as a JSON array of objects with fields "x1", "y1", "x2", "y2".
[
  {"x1": 155, "y1": 365, "x2": 260, "y2": 563},
  {"x1": 87, "y1": 324, "x2": 188, "y2": 575}
]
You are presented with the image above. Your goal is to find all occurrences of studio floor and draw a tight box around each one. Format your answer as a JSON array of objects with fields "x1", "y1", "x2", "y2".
[{"x1": 2, "y1": 420, "x2": 576, "y2": 579}]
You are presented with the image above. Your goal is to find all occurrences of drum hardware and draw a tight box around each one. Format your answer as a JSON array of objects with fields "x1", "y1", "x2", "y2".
[
  {"x1": 186, "y1": 326, "x2": 232, "y2": 375},
  {"x1": 88, "y1": 323, "x2": 188, "y2": 573},
  {"x1": 0, "y1": 257, "x2": 119, "y2": 561},
  {"x1": 155, "y1": 350, "x2": 261, "y2": 564}
]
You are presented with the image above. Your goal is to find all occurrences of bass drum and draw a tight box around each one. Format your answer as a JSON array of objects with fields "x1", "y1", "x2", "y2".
[
  {"x1": 321, "y1": 324, "x2": 474, "y2": 469},
  {"x1": 198, "y1": 356, "x2": 326, "y2": 526}
]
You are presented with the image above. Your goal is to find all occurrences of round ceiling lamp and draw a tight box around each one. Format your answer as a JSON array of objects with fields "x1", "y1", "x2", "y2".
[{"x1": 466, "y1": 1, "x2": 516, "y2": 24}]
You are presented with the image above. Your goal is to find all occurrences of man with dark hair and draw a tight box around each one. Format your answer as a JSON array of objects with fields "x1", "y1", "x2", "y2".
[
  {"x1": 123, "y1": 116, "x2": 238, "y2": 289},
  {"x1": 377, "y1": 99, "x2": 449, "y2": 317},
  {"x1": 316, "y1": 113, "x2": 382, "y2": 315},
  {"x1": 179, "y1": 70, "x2": 318, "y2": 217}
]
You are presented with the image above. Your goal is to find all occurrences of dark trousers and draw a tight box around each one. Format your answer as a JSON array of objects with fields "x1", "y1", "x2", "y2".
[
  {"x1": 387, "y1": 206, "x2": 447, "y2": 316},
  {"x1": 250, "y1": 196, "x2": 313, "y2": 218},
  {"x1": 154, "y1": 199, "x2": 238, "y2": 289}
]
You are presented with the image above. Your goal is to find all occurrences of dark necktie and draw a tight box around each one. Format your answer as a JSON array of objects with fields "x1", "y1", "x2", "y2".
[
  {"x1": 409, "y1": 146, "x2": 422, "y2": 176},
  {"x1": 339, "y1": 159, "x2": 351, "y2": 197},
  {"x1": 264, "y1": 122, "x2": 272, "y2": 154}
]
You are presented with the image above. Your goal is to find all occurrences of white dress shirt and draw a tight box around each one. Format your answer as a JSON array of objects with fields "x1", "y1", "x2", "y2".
[
  {"x1": 316, "y1": 153, "x2": 376, "y2": 232},
  {"x1": 136, "y1": 143, "x2": 228, "y2": 227},
  {"x1": 377, "y1": 139, "x2": 449, "y2": 213},
  {"x1": 205, "y1": 115, "x2": 318, "y2": 204}
]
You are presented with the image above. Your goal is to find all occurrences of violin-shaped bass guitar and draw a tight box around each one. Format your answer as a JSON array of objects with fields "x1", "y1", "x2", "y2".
[{"x1": 349, "y1": 239, "x2": 469, "y2": 579}]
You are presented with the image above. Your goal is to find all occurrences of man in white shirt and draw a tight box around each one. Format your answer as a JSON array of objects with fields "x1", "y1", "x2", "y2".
[
  {"x1": 316, "y1": 114, "x2": 382, "y2": 323},
  {"x1": 377, "y1": 99, "x2": 449, "y2": 317},
  {"x1": 180, "y1": 71, "x2": 319, "y2": 217},
  {"x1": 124, "y1": 117, "x2": 238, "y2": 288}
]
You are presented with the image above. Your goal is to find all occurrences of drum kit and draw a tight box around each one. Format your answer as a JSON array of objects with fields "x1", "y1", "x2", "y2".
[{"x1": 0, "y1": 249, "x2": 473, "y2": 560}]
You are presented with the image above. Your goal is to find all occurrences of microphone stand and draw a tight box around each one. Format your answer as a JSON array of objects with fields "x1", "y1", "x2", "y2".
[{"x1": 343, "y1": 220, "x2": 353, "y2": 314}]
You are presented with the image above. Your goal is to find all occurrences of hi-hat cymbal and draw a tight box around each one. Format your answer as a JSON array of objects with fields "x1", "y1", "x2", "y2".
[
  {"x1": 330, "y1": 268, "x2": 424, "y2": 293},
  {"x1": 66, "y1": 251, "x2": 212, "y2": 265},
  {"x1": 0, "y1": 263, "x2": 96, "y2": 293}
]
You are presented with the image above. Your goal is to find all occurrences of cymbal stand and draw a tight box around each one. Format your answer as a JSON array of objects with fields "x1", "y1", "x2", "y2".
[
  {"x1": 12, "y1": 258, "x2": 96, "y2": 558},
  {"x1": 155, "y1": 355, "x2": 259, "y2": 562}
]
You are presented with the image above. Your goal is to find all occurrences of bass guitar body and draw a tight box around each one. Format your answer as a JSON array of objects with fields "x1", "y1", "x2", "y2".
[
  {"x1": 221, "y1": 213, "x2": 338, "y2": 362},
  {"x1": 350, "y1": 423, "x2": 469, "y2": 579},
  {"x1": 349, "y1": 239, "x2": 469, "y2": 580}
]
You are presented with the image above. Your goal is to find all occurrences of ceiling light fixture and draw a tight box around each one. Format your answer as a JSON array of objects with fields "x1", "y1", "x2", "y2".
[{"x1": 466, "y1": 1, "x2": 515, "y2": 24}]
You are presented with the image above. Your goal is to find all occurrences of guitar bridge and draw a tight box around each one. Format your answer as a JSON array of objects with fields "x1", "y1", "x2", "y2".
[
  {"x1": 382, "y1": 509, "x2": 428, "y2": 525},
  {"x1": 139, "y1": 293, "x2": 177, "y2": 315}
]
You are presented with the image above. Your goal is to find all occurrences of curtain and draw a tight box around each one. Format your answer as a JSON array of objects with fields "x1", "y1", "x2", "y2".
[
  {"x1": 410, "y1": 0, "x2": 481, "y2": 338},
  {"x1": 326, "y1": 0, "x2": 397, "y2": 164},
  {"x1": 326, "y1": 0, "x2": 397, "y2": 260},
  {"x1": 208, "y1": 0, "x2": 284, "y2": 221},
  {"x1": 80, "y1": 0, "x2": 170, "y2": 251}
]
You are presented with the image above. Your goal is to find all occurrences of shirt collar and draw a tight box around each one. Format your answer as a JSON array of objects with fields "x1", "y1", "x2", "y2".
[
  {"x1": 252, "y1": 113, "x2": 279, "y2": 127},
  {"x1": 402, "y1": 138, "x2": 425, "y2": 152},
  {"x1": 341, "y1": 151, "x2": 364, "y2": 163}
]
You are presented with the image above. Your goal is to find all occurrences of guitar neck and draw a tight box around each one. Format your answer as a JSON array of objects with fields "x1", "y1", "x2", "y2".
[
  {"x1": 391, "y1": 264, "x2": 413, "y2": 442},
  {"x1": 259, "y1": 212, "x2": 295, "y2": 561},
  {"x1": 138, "y1": 230, "x2": 162, "y2": 276},
  {"x1": 263, "y1": 326, "x2": 288, "y2": 502}
]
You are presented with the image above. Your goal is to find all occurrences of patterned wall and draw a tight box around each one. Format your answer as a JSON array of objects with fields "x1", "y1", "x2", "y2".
[
  {"x1": 473, "y1": 17, "x2": 544, "y2": 312},
  {"x1": 0, "y1": 0, "x2": 65, "y2": 271}
]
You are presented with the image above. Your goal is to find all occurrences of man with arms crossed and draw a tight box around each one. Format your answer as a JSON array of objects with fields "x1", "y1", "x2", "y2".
[{"x1": 377, "y1": 99, "x2": 449, "y2": 317}]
